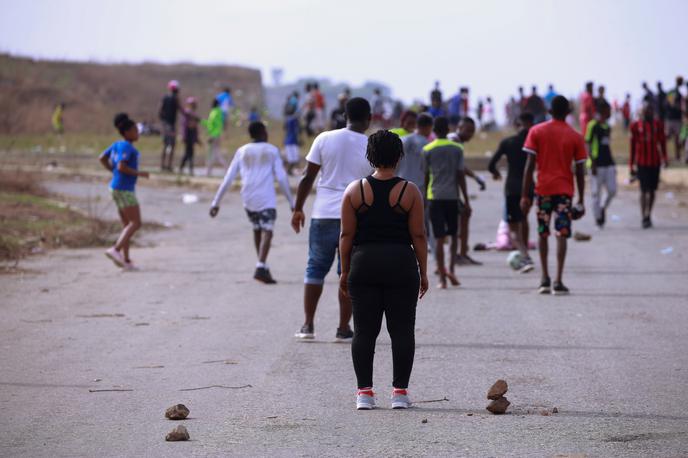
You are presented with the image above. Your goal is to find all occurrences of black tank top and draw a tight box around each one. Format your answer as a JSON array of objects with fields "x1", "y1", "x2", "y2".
[{"x1": 354, "y1": 176, "x2": 412, "y2": 245}]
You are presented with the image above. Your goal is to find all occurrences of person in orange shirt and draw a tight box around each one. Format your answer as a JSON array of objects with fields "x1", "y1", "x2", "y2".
[{"x1": 521, "y1": 96, "x2": 587, "y2": 296}]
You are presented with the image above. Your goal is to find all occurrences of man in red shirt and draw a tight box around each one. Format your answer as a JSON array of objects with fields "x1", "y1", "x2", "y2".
[
  {"x1": 521, "y1": 96, "x2": 587, "y2": 296},
  {"x1": 630, "y1": 102, "x2": 669, "y2": 228},
  {"x1": 579, "y1": 81, "x2": 596, "y2": 135}
]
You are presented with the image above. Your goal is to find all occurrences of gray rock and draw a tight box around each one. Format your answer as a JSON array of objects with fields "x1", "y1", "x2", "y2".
[
  {"x1": 165, "y1": 425, "x2": 190, "y2": 441},
  {"x1": 165, "y1": 404, "x2": 190, "y2": 420}
]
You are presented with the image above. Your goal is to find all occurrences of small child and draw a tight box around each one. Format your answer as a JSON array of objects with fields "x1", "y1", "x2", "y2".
[
  {"x1": 179, "y1": 97, "x2": 201, "y2": 175},
  {"x1": 99, "y1": 113, "x2": 149, "y2": 270},
  {"x1": 283, "y1": 115, "x2": 300, "y2": 175},
  {"x1": 209, "y1": 121, "x2": 295, "y2": 284}
]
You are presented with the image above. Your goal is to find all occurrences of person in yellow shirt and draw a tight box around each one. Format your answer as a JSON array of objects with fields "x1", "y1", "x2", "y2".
[{"x1": 52, "y1": 102, "x2": 65, "y2": 135}]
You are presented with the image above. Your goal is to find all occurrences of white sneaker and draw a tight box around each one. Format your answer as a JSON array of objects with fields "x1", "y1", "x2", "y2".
[
  {"x1": 356, "y1": 389, "x2": 376, "y2": 410},
  {"x1": 105, "y1": 247, "x2": 125, "y2": 267},
  {"x1": 391, "y1": 389, "x2": 411, "y2": 409}
]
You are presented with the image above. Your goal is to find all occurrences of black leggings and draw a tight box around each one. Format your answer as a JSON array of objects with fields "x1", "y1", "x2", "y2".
[
  {"x1": 348, "y1": 243, "x2": 419, "y2": 389},
  {"x1": 180, "y1": 140, "x2": 195, "y2": 174}
]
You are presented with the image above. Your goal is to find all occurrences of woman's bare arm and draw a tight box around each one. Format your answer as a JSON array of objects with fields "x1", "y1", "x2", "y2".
[
  {"x1": 338, "y1": 182, "x2": 359, "y2": 295},
  {"x1": 405, "y1": 183, "x2": 429, "y2": 298}
]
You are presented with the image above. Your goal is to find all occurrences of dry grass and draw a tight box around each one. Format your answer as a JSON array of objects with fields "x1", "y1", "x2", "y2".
[{"x1": 0, "y1": 171, "x2": 162, "y2": 263}]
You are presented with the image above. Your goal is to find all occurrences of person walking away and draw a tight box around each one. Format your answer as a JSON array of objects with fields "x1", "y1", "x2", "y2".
[
  {"x1": 291, "y1": 97, "x2": 373, "y2": 341},
  {"x1": 399, "y1": 113, "x2": 435, "y2": 253},
  {"x1": 665, "y1": 76, "x2": 684, "y2": 161},
  {"x1": 283, "y1": 113, "x2": 301, "y2": 175},
  {"x1": 629, "y1": 102, "x2": 668, "y2": 228},
  {"x1": 488, "y1": 112, "x2": 536, "y2": 272},
  {"x1": 544, "y1": 84, "x2": 557, "y2": 111},
  {"x1": 621, "y1": 93, "x2": 632, "y2": 131},
  {"x1": 52, "y1": 102, "x2": 65, "y2": 135},
  {"x1": 159, "y1": 80, "x2": 181, "y2": 171},
  {"x1": 423, "y1": 116, "x2": 467, "y2": 288},
  {"x1": 179, "y1": 97, "x2": 201, "y2": 176},
  {"x1": 216, "y1": 87, "x2": 234, "y2": 129},
  {"x1": 390, "y1": 110, "x2": 417, "y2": 138},
  {"x1": 595, "y1": 85, "x2": 609, "y2": 114},
  {"x1": 448, "y1": 117, "x2": 486, "y2": 265},
  {"x1": 476, "y1": 98, "x2": 484, "y2": 129},
  {"x1": 521, "y1": 96, "x2": 587, "y2": 295},
  {"x1": 302, "y1": 83, "x2": 316, "y2": 137},
  {"x1": 642, "y1": 82, "x2": 656, "y2": 108},
  {"x1": 372, "y1": 88, "x2": 386, "y2": 128},
  {"x1": 210, "y1": 121, "x2": 294, "y2": 283},
  {"x1": 339, "y1": 130, "x2": 429, "y2": 410},
  {"x1": 330, "y1": 94, "x2": 348, "y2": 130},
  {"x1": 525, "y1": 85, "x2": 547, "y2": 124},
  {"x1": 585, "y1": 103, "x2": 616, "y2": 228},
  {"x1": 202, "y1": 100, "x2": 227, "y2": 177},
  {"x1": 313, "y1": 83, "x2": 326, "y2": 133},
  {"x1": 248, "y1": 106, "x2": 261, "y2": 123},
  {"x1": 656, "y1": 82, "x2": 668, "y2": 122},
  {"x1": 99, "y1": 113, "x2": 149, "y2": 270},
  {"x1": 398, "y1": 113, "x2": 433, "y2": 189},
  {"x1": 579, "y1": 81, "x2": 595, "y2": 135},
  {"x1": 482, "y1": 97, "x2": 496, "y2": 131}
]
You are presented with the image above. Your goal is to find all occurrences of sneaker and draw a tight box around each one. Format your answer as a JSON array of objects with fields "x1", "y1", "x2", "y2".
[
  {"x1": 538, "y1": 277, "x2": 551, "y2": 294},
  {"x1": 254, "y1": 267, "x2": 277, "y2": 284},
  {"x1": 642, "y1": 217, "x2": 652, "y2": 229},
  {"x1": 391, "y1": 389, "x2": 411, "y2": 409},
  {"x1": 600, "y1": 208, "x2": 606, "y2": 226},
  {"x1": 335, "y1": 327, "x2": 354, "y2": 342},
  {"x1": 552, "y1": 281, "x2": 570, "y2": 296},
  {"x1": 356, "y1": 389, "x2": 376, "y2": 410},
  {"x1": 518, "y1": 258, "x2": 534, "y2": 274},
  {"x1": 105, "y1": 247, "x2": 125, "y2": 267},
  {"x1": 294, "y1": 324, "x2": 315, "y2": 340}
]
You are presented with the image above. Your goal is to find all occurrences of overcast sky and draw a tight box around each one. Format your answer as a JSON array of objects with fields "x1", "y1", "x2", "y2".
[{"x1": 1, "y1": 0, "x2": 686, "y2": 112}]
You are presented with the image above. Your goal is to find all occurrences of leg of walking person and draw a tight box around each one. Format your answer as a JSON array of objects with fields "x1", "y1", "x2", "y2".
[
  {"x1": 383, "y1": 284, "x2": 418, "y2": 390},
  {"x1": 590, "y1": 169, "x2": 603, "y2": 224},
  {"x1": 349, "y1": 283, "x2": 384, "y2": 389},
  {"x1": 602, "y1": 166, "x2": 617, "y2": 214}
]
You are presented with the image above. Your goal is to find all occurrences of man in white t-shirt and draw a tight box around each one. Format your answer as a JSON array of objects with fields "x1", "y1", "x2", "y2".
[
  {"x1": 210, "y1": 121, "x2": 294, "y2": 284},
  {"x1": 291, "y1": 97, "x2": 373, "y2": 341}
]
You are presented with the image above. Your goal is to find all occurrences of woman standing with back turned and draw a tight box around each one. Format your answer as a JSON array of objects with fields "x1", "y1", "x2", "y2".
[{"x1": 339, "y1": 130, "x2": 429, "y2": 410}]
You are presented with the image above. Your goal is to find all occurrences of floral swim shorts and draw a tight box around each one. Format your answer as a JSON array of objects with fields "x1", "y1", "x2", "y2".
[
  {"x1": 536, "y1": 194, "x2": 572, "y2": 238},
  {"x1": 110, "y1": 189, "x2": 139, "y2": 209}
]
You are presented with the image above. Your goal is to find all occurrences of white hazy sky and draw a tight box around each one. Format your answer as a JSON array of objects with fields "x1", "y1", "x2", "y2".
[{"x1": 1, "y1": 0, "x2": 686, "y2": 111}]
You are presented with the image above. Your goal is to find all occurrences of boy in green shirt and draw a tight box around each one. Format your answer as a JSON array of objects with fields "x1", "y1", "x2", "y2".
[{"x1": 585, "y1": 103, "x2": 616, "y2": 228}]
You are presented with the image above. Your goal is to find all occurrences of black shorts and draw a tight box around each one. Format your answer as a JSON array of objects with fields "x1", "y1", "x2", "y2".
[
  {"x1": 637, "y1": 166, "x2": 660, "y2": 192},
  {"x1": 504, "y1": 195, "x2": 524, "y2": 223},
  {"x1": 429, "y1": 200, "x2": 459, "y2": 238}
]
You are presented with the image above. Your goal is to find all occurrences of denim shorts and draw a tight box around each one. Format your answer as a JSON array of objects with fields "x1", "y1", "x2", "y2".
[{"x1": 305, "y1": 218, "x2": 341, "y2": 285}]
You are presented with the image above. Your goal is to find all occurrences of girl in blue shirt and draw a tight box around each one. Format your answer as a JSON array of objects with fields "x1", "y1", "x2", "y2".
[{"x1": 99, "y1": 113, "x2": 149, "y2": 270}]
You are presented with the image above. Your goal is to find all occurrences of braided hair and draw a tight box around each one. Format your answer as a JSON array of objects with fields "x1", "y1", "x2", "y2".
[{"x1": 366, "y1": 129, "x2": 404, "y2": 169}]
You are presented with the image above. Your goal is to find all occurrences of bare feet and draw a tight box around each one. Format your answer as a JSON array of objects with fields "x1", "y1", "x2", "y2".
[{"x1": 445, "y1": 271, "x2": 460, "y2": 286}]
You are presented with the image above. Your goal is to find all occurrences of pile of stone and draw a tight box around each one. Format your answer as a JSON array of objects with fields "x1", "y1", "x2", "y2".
[
  {"x1": 165, "y1": 404, "x2": 191, "y2": 441},
  {"x1": 486, "y1": 379, "x2": 510, "y2": 414}
]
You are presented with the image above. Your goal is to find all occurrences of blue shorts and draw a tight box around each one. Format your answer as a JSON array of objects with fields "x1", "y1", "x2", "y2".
[{"x1": 305, "y1": 219, "x2": 341, "y2": 285}]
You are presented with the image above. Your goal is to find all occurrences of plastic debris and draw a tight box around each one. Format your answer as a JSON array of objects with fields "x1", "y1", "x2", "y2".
[{"x1": 182, "y1": 193, "x2": 199, "y2": 204}]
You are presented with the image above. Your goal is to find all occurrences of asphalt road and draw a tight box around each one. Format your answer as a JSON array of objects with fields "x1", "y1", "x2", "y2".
[{"x1": 1, "y1": 174, "x2": 687, "y2": 457}]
